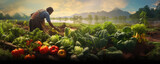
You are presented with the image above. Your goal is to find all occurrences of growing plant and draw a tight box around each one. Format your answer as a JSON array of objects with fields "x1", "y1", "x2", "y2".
[
  {"x1": 12, "y1": 36, "x2": 29, "y2": 48},
  {"x1": 46, "y1": 35, "x2": 60, "y2": 45},
  {"x1": 103, "y1": 21, "x2": 117, "y2": 35},
  {"x1": 131, "y1": 24, "x2": 147, "y2": 43},
  {"x1": 28, "y1": 28, "x2": 50, "y2": 42},
  {"x1": 91, "y1": 24, "x2": 103, "y2": 35},
  {"x1": 131, "y1": 24, "x2": 146, "y2": 35}
]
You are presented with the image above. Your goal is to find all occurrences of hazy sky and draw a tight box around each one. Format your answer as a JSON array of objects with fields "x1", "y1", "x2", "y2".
[{"x1": 0, "y1": 0, "x2": 159, "y2": 17}]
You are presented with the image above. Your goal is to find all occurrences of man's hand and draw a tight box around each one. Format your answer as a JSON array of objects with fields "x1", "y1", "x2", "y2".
[
  {"x1": 53, "y1": 27, "x2": 60, "y2": 32},
  {"x1": 48, "y1": 21, "x2": 60, "y2": 32}
]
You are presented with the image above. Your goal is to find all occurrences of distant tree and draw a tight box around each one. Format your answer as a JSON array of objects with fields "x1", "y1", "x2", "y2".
[
  {"x1": 156, "y1": 3, "x2": 160, "y2": 10},
  {"x1": 130, "y1": 5, "x2": 156, "y2": 20},
  {"x1": 101, "y1": 16, "x2": 106, "y2": 20},
  {"x1": 94, "y1": 15, "x2": 99, "y2": 21},
  {"x1": 139, "y1": 11, "x2": 148, "y2": 26},
  {"x1": 113, "y1": 16, "x2": 118, "y2": 21},
  {"x1": 0, "y1": 13, "x2": 4, "y2": 19},
  {"x1": 87, "y1": 15, "x2": 93, "y2": 20},
  {"x1": 106, "y1": 17, "x2": 109, "y2": 21},
  {"x1": 13, "y1": 13, "x2": 22, "y2": 19},
  {"x1": 5, "y1": 14, "x2": 12, "y2": 19}
]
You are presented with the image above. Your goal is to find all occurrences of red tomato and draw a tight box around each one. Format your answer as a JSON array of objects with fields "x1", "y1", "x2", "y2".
[
  {"x1": 49, "y1": 45, "x2": 59, "y2": 55},
  {"x1": 33, "y1": 41, "x2": 42, "y2": 51},
  {"x1": 18, "y1": 48, "x2": 24, "y2": 55},
  {"x1": 24, "y1": 54, "x2": 35, "y2": 60},
  {"x1": 39, "y1": 46, "x2": 49, "y2": 54},
  {"x1": 35, "y1": 41, "x2": 42, "y2": 46},
  {"x1": 11, "y1": 49, "x2": 20, "y2": 57}
]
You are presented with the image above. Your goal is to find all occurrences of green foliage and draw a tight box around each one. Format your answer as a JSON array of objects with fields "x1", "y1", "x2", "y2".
[
  {"x1": 114, "y1": 31, "x2": 127, "y2": 40},
  {"x1": 139, "y1": 11, "x2": 148, "y2": 26},
  {"x1": 116, "y1": 40, "x2": 136, "y2": 52},
  {"x1": 80, "y1": 26, "x2": 93, "y2": 35},
  {"x1": 131, "y1": 24, "x2": 146, "y2": 34},
  {"x1": 0, "y1": 22, "x2": 13, "y2": 32},
  {"x1": 97, "y1": 48, "x2": 123, "y2": 60},
  {"x1": 12, "y1": 36, "x2": 29, "y2": 48},
  {"x1": 0, "y1": 48, "x2": 13, "y2": 60},
  {"x1": 3, "y1": 27, "x2": 27, "y2": 42},
  {"x1": 147, "y1": 46, "x2": 160, "y2": 60},
  {"x1": 47, "y1": 35, "x2": 60, "y2": 45},
  {"x1": 95, "y1": 29, "x2": 110, "y2": 39},
  {"x1": 60, "y1": 37, "x2": 73, "y2": 48},
  {"x1": 122, "y1": 26, "x2": 131, "y2": 33},
  {"x1": 28, "y1": 28, "x2": 50, "y2": 42},
  {"x1": 107, "y1": 46, "x2": 118, "y2": 52},
  {"x1": 103, "y1": 22, "x2": 117, "y2": 35},
  {"x1": 73, "y1": 46, "x2": 84, "y2": 55},
  {"x1": 91, "y1": 24, "x2": 103, "y2": 35},
  {"x1": 64, "y1": 27, "x2": 71, "y2": 37}
]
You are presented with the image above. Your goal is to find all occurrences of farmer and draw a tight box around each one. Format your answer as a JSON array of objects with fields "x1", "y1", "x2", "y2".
[{"x1": 29, "y1": 7, "x2": 59, "y2": 32}]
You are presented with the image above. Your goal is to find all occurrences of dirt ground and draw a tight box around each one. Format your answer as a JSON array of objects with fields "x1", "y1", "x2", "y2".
[{"x1": 146, "y1": 31, "x2": 160, "y2": 42}]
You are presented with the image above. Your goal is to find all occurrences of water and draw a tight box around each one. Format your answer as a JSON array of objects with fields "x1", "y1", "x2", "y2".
[{"x1": 50, "y1": 19, "x2": 133, "y2": 24}]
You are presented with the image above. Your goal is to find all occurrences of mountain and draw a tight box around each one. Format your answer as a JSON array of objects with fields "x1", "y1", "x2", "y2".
[{"x1": 71, "y1": 8, "x2": 130, "y2": 18}]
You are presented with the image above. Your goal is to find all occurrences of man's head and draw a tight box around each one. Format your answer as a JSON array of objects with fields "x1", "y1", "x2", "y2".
[{"x1": 46, "y1": 7, "x2": 54, "y2": 15}]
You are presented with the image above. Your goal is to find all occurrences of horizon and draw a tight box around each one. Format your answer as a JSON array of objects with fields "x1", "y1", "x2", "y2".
[{"x1": 0, "y1": 0, "x2": 158, "y2": 17}]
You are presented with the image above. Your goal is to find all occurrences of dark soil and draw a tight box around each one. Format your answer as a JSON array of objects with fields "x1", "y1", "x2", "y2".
[{"x1": 146, "y1": 31, "x2": 160, "y2": 42}]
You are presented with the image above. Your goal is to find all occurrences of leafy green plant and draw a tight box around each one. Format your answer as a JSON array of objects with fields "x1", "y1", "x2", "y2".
[
  {"x1": 91, "y1": 24, "x2": 103, "y2": 35},
  {"x1": 97, "y1": 47, "x2": 123, "y2": 60},
  {"x1": 73, "y1": 46, "x2": 83, "y2": 55},
  {"x1": 60, "y1": 37, "x2": 73, "y2": 48},
  {"x1": 47, "y1": 35, "x2": 60, "y2": 45},
  {"x1": 95, "y1": 29, "x2": 110, "y2": 39},
  {"x1": 103, "y1": 21, "x2": 117, "y2": 35},
  {"x1": 131, "y1": 24, "x2": 146, "y2": 35},
  {"x1": 64, "y1": 27, "x2": 71, "y2": 37},
  {"x1": 28, "y1": 28, "x2": 50, "y2": 42},
  {"x1": 12, "y1": 36, "x2": 29, "y2": 48},
  {"x1": 116, "y1": 40, "x2": 136, "y2": 52},
  {"x1": 122, "y1": 26, "x2": 131, "y2": 33}
]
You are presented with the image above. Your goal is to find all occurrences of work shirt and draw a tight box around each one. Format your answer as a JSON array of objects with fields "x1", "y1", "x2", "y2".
[{"x1": 32, "y1": 10, "x2": 51, "y2": 22}]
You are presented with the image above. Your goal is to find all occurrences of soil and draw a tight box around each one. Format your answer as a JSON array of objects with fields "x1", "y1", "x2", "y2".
[
  {"x1": 146, "y1": 31, "x2": 160, "y2": 42},
  {"x1": 16, "y1": 22, "x2": 78, "y2": 36}
]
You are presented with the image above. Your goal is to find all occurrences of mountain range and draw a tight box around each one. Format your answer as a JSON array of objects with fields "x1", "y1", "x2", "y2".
[{"x1": 62, "y1": 8, "x2": 131, "y2": 18}]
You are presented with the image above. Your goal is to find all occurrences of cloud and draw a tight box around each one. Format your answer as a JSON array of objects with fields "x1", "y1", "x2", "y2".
[
  {"x1": 153, "y1": 0, "x2": 160, "y2": 6},
  {"x1": 0, "y1": 0, "x2": 128, "y2": 17},
  {"x1": 129, "y1": 11, "x2": 136, "y2": 14}
]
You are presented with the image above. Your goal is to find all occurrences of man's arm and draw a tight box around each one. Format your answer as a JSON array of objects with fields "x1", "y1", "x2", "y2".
[
  {"x1": 48, "y1": 21, "x2": 60, "y2": 31},
  {"x1": 45, "y1": 12, "x2": 60, "y2": 31}
]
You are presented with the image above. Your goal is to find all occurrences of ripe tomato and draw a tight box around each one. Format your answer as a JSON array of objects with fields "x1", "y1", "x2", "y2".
[
  {"x1": 35, "y1": 41, "x2": 42, "y2": 46},
  {"x1": 11, "y1": 49, "x2": 20, "y2": 57},
  {"x1": 39, "y1": 46, "x2": 49, "y2": 54},
  {"x1": 49, "y1": 45, "x2": 59, "y2": 55},
  {"x1": 33, "y1": 41, "x2": 42, "y2": 51},
  {"x1": 24, "y1": 54, "x2": 35, "y2": 60},
  {"x1": 18, "y1": 48, "x2": 24, "y2": 55}
]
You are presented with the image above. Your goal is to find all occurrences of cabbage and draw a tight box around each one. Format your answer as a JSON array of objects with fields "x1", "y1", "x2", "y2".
[
  {"x1": 74, "y1": 46, "x2": 83, "y2": 55},
  {"x1": 49, "y1": 35, "x2": 59, "y2": 44},
  {"x1": 61, "y1": 38, "x2": 73, "y2": 48}
]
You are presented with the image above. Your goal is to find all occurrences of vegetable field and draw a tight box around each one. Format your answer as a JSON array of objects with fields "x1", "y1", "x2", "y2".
[{"x1": 0, "y1": 20, "x2": 160, "y2": 62}]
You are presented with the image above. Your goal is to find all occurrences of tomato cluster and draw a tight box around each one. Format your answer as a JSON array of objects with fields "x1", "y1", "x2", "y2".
[
  {"x1": 11, "y1": 48, "x2": 24, "y2": 57},
  {"x1": 24, "y1": 54, "x2": 35, "y2": 60},
  {"x1": 11, "y1": 40, "x2": 67, "y2": 60}
]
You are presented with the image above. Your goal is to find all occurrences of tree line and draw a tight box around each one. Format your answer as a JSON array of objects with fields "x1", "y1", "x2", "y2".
[
  {"x1": 130, "y1": 3, "x2": 160, "y2": 21},
  {"x1": 0, "y1": 13, "x2": 30, "y2": 20}
]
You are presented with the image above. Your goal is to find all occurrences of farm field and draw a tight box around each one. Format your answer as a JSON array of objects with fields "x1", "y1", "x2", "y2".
[{"x1": 0, "y1": 20, "x2": 160, "y2": 63}]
